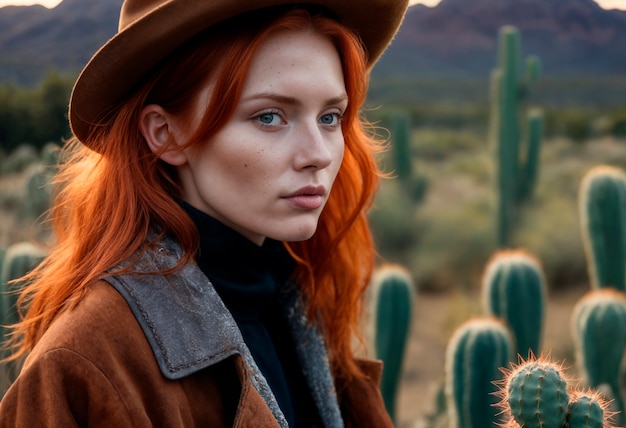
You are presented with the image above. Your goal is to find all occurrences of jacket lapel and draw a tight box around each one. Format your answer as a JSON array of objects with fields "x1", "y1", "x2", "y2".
[{"x1": 106, "y1": 236, "x2": 343, "y2": 428}]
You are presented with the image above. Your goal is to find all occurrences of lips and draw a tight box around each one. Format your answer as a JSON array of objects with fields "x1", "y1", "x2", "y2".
[{"x1": 283, "y1": 185, "x2": 326, "y2": 209}]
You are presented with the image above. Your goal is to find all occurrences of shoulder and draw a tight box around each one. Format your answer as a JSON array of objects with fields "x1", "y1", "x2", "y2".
[
  {"x1": 1, "y1": 280, "x2": 244, "y2": 427},
  {"x1": 0, "y1": 281, "x2": 139, "y2": 425},
  {"x1": 19, "y1": 280, "x2": 159, "y2": 394},
  {"x1": 26, "y1": 280, "x2": 148, "y2": 367}
]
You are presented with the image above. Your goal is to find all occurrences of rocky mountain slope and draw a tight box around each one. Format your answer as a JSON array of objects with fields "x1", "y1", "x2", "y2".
[{"x1": 1, "y1": 0, "x2": 625, "y2": 85}]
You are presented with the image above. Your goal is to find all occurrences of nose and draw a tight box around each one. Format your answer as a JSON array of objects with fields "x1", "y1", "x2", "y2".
[{"x1": 293, "y1": 122, "x2": 335, "y2": 171}]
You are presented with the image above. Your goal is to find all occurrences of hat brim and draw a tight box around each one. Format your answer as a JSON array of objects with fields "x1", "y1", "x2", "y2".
[{"x1": 69, "y1": 0, "x2": 408, "y2": 144}]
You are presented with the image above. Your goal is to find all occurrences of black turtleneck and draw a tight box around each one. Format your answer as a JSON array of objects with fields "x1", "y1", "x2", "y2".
[{"x1": 180, "y1": 202, "x2": 321, "y2": 427}]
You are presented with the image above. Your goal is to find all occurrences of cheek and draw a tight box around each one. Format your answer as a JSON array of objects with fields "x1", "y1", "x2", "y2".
[{"x1": 331, "y1": 143, "x2": 346, "y2": 178}]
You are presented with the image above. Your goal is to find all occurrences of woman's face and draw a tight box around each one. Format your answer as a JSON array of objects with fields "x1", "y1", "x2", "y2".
[{"x1": 175, "y1": 29, "x2": 347, "y2": 245}]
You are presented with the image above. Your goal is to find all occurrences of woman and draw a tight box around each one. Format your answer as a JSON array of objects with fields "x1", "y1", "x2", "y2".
[{"x1": 0, "y1": 0, "x2": 408, "y2": 426}]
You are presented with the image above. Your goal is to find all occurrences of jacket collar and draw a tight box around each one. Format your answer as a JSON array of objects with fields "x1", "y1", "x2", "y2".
[{"x1": 105, "y1": 235, "x2": 344, "y2": 428}]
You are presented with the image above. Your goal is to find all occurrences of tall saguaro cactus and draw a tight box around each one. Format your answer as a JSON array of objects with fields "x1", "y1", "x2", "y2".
[
  {"x1": 445, "y1": 317, "x2": 514, "y2": 428},
  {"x1": 490, "y1": 25, "x2": 543, "y2": 248},
  {"x1": 367, "y1": 264, "x2": 414, "y2": 424},
  {"x1": 571, "y1": 288, "x2": 626, "y2": 424},
  {"x1": 482, "y1": 249, "x2": 547, "y2": 358},
  {"x1": 579, "y1": 166, "x2": 626, "y2": 291}
]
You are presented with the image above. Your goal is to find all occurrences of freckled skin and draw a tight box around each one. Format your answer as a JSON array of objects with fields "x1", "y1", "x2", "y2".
[{"x1": 173, "y1": 29, "x2": 347, "y2": 245}]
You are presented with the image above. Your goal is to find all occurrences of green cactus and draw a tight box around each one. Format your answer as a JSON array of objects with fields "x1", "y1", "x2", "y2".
[
  {"x1": 579, "y1": 166, "x2": 626, "y2": 291},
  {"x1": 388, "y1": 111, "x2": 428, "y2": 203},
  {"x1": 367, "y1": 264, "x2": 414, "y2": 424},
  {"x1": 23, "y1": 142, "x2": 61, "y2": 222},
  {"x1": 1, "y1": 241, "x2": 46, "y2": 328},
  {"x1": 445, "y1": 317, "x2": 514, "y2": 428},
  {"x1": 568, "y1": 392, "x2": 606, "y2": 428},
  {"x1": 507, "y1": 359, "x2": 569, "y2": 428},
  {"x1": 496, "y1": 356, "x2": 616, "y2": 428},
  {"x1": 481, "y1": 249, "x2": 546, "y2": 358},
  {"x1": 0, "y1": 241, "x2": 46, "y2": 395},
  {"x1": 571, "y1": 288, "x2": 626, "y2": 424},
  {"x1": 490, "y1": 25, "x2": 543, "y2": 248},
  {"x1": 390, "y1": 111, "x2": 412, "y2": 182}
]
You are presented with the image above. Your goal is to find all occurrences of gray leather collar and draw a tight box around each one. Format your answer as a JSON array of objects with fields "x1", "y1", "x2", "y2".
[{"x1": 105, "y1": 236, "x2": 344, "y2": 428}]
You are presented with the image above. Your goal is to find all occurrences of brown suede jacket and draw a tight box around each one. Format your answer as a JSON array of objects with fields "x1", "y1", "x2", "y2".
[{"x1": 0, "y1": 237, "x2": 393, "y2": 427}]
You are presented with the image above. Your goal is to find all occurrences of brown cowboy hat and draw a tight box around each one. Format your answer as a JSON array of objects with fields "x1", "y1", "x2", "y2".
[{"x1": 68, "y1": 0, "x2": 409, "y2": 146}]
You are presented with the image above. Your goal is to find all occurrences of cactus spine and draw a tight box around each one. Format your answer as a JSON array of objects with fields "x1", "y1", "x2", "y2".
[
  {"x1": 579, "y1": 166, "x2": 626, "y2": 291},
  {"x1": 506, "y1": 359, "x2": 569, "y2": 428},
  {"x1": 482, "y1": 249, "x2": 546, "y2": 358},
  {"x1": 571, "y1": 288, "x2": 626, "y2": 424},
  {"x1": 368, "y1": 264, "x2": 414, "y2": 424},
  {"x1": 568, "y1": 391, "x2": 607, "y2": 428},
  {"x1": 490, "y1": 25, "x2": 543, "y2": 248},
  {"x1": 496, "y1": 356, "x2": 616, "y2": 428},
  {"x1": 445, "y1": 317, "x2": 513, "y2": 428}
]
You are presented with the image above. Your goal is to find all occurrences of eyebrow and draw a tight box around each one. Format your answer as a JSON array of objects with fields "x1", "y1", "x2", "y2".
[{"x1": 241, "y1": 92, "x2": 348, "y2": 107}]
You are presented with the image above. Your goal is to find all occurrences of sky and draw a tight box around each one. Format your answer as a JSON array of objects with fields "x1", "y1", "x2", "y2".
[{"x1": 0, "y1": 0, "x2": 625, "y2": 9}]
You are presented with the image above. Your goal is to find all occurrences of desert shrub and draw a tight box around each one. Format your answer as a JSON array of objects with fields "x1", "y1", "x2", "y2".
[
  {"x1": 608, "y1": 107, "x2": 626, "y2": 137},
  {"x1": 0, "y1": 145, "x2": 38, "y2": 175},
  {"x1": 412, "y1": 197, "x2": 494, "y2": 292},
  {"x1": 0, "y1": 72, "x2": 72, "y2": 152},
  {"x1": 413, "y1": 129, "x2": 484, "y2": 161},
  {"x1": 370, "y1": 179, "x2": 423, "y2": 269},
  {"x1": 544, "y1": 108, "x2": 596, "y2": 143}
]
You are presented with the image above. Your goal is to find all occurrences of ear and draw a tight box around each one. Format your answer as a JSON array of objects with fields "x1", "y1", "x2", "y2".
[{"x1": 139, "y1": 104, "x2": 188, "y2": 166}]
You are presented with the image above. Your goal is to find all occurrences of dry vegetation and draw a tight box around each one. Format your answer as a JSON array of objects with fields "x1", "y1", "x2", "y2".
[{"x1": 2, "y1": 135, "x2": 625, "y2": 426}]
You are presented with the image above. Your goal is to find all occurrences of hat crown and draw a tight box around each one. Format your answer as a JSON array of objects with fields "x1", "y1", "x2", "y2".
[
  {"x1": 71, "y1": 0, "x2": 409, "y2": 147},
  {"x1": 119, "y1": 0, "x2": 170, "y2": 31}
]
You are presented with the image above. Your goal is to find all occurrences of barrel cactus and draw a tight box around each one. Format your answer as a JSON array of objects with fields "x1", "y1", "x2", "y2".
[
  {"x1": 367, "y1": 264, "x2": 414, "y2": 424},
  {"x1": 568, "y1": 390, "x2": 612, "y2": 428},
  {"x1": 579, "y1": 165, "x2": 626, "y2": 291},
  {"x1": 445, "y1": 317, "x2": 514, "y2": 428},
  {"x1": 482, "y1": 249, "x2": 547, "y2": 358},
  {"x1": 495, "y1": 356, "x2": 616, "y2": 428}
]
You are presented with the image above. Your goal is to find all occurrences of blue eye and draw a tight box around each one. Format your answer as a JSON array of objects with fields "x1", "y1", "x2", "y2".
[
  {"x1": 257, "y1": 112, "x2": 281, "y2": 126},
  {"x1": 320, "y1": 113, "x2": 342, "y2": 126}
]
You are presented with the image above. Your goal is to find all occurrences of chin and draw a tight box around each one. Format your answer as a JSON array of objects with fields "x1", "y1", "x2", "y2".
[{"x1": 272, "y1": 222, "x2": 318, "y2": 243}]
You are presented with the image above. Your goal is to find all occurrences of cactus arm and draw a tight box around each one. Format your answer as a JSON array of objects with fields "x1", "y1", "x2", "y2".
[{"x1": 517, "y1": 109, "x2": 543, "y2": 202}]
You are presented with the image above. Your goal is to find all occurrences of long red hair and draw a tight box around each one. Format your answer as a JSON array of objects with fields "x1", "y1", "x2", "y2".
[{"x1": 8, "y1": 8, "x2": 384, "y2": 387}]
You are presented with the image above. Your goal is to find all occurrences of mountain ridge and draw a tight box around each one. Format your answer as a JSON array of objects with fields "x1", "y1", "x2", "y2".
[
  {"x1": 1, "y1": 0, "x2": 625, "y2": 85},
  {"x1": 375, "y1": 0, "x2": 626, "y2": 78}
]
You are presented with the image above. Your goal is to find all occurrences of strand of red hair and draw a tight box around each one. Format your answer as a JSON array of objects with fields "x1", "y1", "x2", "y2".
[{"x1": 4, "y1": 9, "x2": 386, "y2": 391}]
